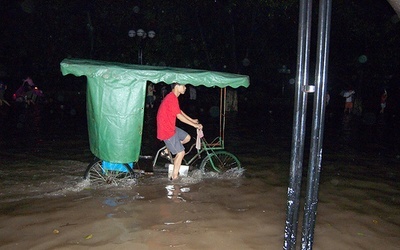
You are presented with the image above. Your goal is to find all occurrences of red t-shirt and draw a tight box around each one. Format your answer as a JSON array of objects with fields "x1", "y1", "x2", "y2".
[{"x1": 157, "y1": 92, "x2": 181, "y2": 140}]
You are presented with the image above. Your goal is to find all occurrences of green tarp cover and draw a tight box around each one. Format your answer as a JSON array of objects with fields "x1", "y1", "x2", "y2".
[{"x1": 60, "y1": 58, "x2": 250, "y2": 163}]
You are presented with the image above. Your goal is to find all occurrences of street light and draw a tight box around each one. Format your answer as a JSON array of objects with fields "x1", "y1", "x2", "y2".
[{"x1": 128, "y1": 29, "x2": 156, "y2": 64}]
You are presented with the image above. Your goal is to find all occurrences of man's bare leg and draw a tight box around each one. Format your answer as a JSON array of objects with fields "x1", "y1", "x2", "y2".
[
  {"x1": 172, "y1": 151, "x2": 185, "y2": 180},
  {"x1": 181, "y1": 134, "x2": 190, "y2": 145},
  {"x1": 171, "y1": 135, "x2": 191, "y2": 180}
]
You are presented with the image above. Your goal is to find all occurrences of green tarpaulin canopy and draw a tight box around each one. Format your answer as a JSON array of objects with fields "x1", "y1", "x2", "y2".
[{"x1": 60, "y1": 58, "x2": 250, "y2": 163}]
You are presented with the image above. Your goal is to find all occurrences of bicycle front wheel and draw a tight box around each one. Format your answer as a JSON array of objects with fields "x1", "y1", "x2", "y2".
[
  {"x1": 200, "y1": 151, "x2": 241, "y2": 174},
  {"x1": 83, "y1": 160, "x2": 136, "y2": 185}
]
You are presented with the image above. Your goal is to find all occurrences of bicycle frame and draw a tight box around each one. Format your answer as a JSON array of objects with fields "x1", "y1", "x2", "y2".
[
  {"x1": 186, "y1": 137, "x2": 223, "y2": 171},
  {"x1": 153, "y1": 137, "x2": 223, "y2": 171},
  {"x1": 152, "y1": 87, "x2": 229, "y2": 170}
]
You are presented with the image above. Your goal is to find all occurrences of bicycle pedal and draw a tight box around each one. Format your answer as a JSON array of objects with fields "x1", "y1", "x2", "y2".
[{"x1": 139, "y1": 155, "x2": 153, "y2": 160}]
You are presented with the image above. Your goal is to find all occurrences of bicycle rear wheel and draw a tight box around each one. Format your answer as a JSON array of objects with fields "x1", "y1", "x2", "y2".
[
  {"x1": 200, "y1": 151, "x2": 241, "y2": 174},
  {"x1": 83, "y1": 159, "x2": 136, "y2": 185}
]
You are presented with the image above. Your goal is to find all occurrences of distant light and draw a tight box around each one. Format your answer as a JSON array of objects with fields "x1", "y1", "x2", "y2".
[
  {"x1": 133, "y1": 6, "x2": 140, "y2": 14},
  {"x1": 242, "y1": 58, "x2": 250, "y2": 67},
  {"x1": 358, "y1": 55, "x2": 367, "y2": 64},
  {"x1": 175, "y1": 34, "x2": 182, "y2": 42},
  {"x1": 148, "y1": 30, "x2": 156, "y2": 38},
  {"x1": 128, "y1": 30, "x2": 136, "y2": 37},
  {"x1": 20, "y1": 0, "x2": 35, "y2": 13},
  {"x1": 137, "y1": 29, "x2": 145, "y2": 37},
  {"x1": 278, "y1": 65, "x2": 290, "y2": 74}
]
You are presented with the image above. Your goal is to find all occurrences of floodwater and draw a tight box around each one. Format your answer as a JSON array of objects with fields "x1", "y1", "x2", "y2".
[{"x1": 0, "y1": 101, "x2": 399, "y2": 249}]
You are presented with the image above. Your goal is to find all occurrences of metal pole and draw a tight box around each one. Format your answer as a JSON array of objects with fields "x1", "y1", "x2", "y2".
[
  {"x1": 220, "y1": 88, "x2": 226, "y2": 146},
  {"x1": 283, "y1": 0, "x2": 313, "y2": 249},
  {"x1": 301, "y1": 0, "x2": 332, "y2": 249},
  {"x1": 138, "y1": 41, "x2": 143, "y2": 65}
]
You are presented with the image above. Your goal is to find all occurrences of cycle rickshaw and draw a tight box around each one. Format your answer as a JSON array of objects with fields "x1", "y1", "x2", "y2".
[{"x1": 60, "y1": 59, "x2": 250, "y2": 185}]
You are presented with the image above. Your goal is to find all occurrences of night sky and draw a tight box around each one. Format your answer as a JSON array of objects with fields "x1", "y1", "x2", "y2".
[{"x1": 0, "y1": 0, "x2": 399, "y2": 111}]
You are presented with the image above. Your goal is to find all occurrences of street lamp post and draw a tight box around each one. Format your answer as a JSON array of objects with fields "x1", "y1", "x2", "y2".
[
  {"x1": 278, "y1": 65, "x2": 291, "y2": 97},
  {"x1": 128, "y1": 29, "x2": 155, "y2": 65}
]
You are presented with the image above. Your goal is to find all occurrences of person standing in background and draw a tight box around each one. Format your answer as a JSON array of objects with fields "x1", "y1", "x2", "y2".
[
  {"x1": 0, "y1": 81, "x2": 10, "y2": 106},
  {"x1": 146, "y1": 82, "x2": 156, "y2": 108},
  {"x1": 380, "y1": 89, "x2": 387, "y2": 114},
  {"x1": 342, "y1": 87, "x2": 355, "y2": 114}
]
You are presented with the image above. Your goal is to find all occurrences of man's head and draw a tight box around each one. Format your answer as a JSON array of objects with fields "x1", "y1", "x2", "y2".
[{"x1": 171, "y1": 82, "x2": 186, "y2": 95}]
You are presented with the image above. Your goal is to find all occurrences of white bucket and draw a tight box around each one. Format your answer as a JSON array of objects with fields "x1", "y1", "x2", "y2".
[{"x1": 167, "y1": 164, "x2": 189, "y2": 179}]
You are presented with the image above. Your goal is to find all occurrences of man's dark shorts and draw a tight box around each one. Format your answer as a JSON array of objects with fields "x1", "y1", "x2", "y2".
[{"x1": 164, "y1": 127, "x2": 188, "y2": 155}]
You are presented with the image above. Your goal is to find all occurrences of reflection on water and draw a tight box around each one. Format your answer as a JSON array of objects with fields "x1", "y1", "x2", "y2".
[{"x1": 166, "y1": 184, "x2": 189, "y2": 202}]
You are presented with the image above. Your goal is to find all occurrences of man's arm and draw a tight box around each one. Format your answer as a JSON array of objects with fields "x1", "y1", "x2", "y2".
[
  {"x1": 180, "y1": 110, "x2": 198, "y2": 123},
  {"x1": 177, "y1": 111, "x2": 203, "y2": 130}
]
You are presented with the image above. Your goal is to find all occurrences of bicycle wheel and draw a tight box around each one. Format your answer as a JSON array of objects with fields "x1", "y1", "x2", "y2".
[
  {"x1": 200, "y1": 151, "x2": 241, "y2": 174},
  {"x1": 83, "y1": 160, "x2": 136, "y2": 185}
]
